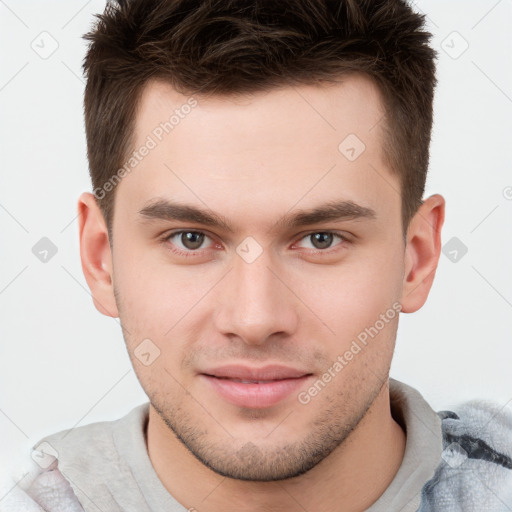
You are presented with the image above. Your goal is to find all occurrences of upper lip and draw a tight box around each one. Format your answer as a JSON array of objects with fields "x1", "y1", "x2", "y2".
[{"x1": 201, "y1": 364, "x2": 311, "y2": 381}]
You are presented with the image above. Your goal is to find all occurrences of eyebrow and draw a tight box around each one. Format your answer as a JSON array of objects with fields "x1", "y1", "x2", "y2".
[{"x1": 138, "y1": 198, "x2": 377, "y2": 233}]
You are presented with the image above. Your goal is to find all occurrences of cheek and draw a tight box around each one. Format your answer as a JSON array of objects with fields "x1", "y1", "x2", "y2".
[
  {"x1": 112, "y1": 245, "x2": 215, "y2": 378},
  {"x1": 112, "y1": 246, "x2": 167, "y2": 343},
  {"x1": 298, "y1": 250, "x2": 403, "y2": 336},
  {"x1": 112, "y1": 239, "x2": 183, "y2": 320}
]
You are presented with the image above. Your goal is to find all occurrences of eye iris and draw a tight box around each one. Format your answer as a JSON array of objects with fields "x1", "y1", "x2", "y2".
[
  {"x1": 311, "y1": 232, "x2": 333, "y2": 249},
  {"x1": 181, "y1": 232, "x2": 204, "y2": 250}
]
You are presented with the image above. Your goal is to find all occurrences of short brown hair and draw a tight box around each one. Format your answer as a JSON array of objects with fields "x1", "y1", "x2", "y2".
[{"x1": 83, "y1": 0, "x2": 437, "y2": 236}]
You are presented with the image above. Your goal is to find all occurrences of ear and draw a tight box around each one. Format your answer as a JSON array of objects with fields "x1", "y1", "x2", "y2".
[
  {"x1": 77, "y1": 192, "x2": 119, "y2": 318},
  {"x1": 401, "y1": 194, "x2": 445, "y2": 313}
]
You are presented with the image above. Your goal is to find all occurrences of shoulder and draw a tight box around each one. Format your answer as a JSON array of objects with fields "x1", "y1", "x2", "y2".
[
  {"x1": 0, "y1": 459, "x2": 83, "y2": 512},
  {"x1": 34, "y1": 402, "x2": 149, "y2": 472},
  {"x1": 419, "y1": 399, "x2": 512, "y2": 511},
  {"x1": 0, "y1": 403, "x2": 149, "y2": 512}
]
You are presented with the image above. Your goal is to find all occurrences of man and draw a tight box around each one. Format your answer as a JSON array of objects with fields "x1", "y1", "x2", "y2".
[{"x1": 3, "y1": 0, "x2": 511, "y2": 511}]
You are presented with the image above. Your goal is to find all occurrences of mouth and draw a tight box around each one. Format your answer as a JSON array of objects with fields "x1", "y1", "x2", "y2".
[
  {"x1": 212, "y1": 377, "x2": 294, "y2": 384},
  {"x1": 200, "y1": 364, "x2": 313, "y2": 409}
]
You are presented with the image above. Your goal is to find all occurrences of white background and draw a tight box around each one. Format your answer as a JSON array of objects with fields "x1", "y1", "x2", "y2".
[{"x1": 0, "y1": 0, "x2": 511, "y2": 473}]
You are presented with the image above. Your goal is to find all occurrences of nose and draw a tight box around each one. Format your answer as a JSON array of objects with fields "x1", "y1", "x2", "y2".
[{"x1": 213, "y1": 246, "x2": 299, "y2": 346}]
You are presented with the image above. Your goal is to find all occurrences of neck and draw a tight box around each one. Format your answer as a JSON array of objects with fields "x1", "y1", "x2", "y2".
[{"x1": 147, "y1": 380, "x2": 406, "y2": 512}]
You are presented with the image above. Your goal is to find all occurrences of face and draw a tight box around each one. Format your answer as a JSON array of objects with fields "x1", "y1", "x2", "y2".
[{"x1": 110, "y1": 74, "x2": 407, "y2": 481}]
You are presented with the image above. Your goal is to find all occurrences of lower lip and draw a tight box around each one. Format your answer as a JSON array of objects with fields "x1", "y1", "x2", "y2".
[{"x1": 201, "y1": 374, "x2": 312, "y2": 409}]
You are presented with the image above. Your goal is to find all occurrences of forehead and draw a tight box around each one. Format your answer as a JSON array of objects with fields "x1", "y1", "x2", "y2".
[
  {"x1": 135, "y1": 73, "x2": 386, "y2": 151},
  {"x1": 115, "y1": 73, "x2": 399, "y2": 231}
]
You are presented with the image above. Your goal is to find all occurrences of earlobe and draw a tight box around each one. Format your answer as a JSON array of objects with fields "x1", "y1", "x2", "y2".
[
  {"x1": 77, "y1": 192, "x2": 119, "y2": 318},
  {"x1": 400, "y1": 194, "x2": 446, "y2": 313}
]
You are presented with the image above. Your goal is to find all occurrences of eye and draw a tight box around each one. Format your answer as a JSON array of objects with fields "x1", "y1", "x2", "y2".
[
  {"x1": 295, "y1": 231, "x2": 348, "y2": 252},
  {"x1": 163, "y1": 230, "x2": 216, "y2": 255}
]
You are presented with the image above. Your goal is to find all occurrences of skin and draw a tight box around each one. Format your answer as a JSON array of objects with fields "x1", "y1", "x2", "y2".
[{"x1": 78, "y1": 73, "x2": 445, "y2": 511}]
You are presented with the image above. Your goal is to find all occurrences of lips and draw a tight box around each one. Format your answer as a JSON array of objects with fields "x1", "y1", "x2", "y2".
[
  {"x1": 216, "y1": 378, "x2": 282, "y2": 384},
  {"x1": 200, "y1": 364, "x2": 313, "y2": 409},
  {"x1": 202, "y1": 364, "x2": 310, "y2": 381}
]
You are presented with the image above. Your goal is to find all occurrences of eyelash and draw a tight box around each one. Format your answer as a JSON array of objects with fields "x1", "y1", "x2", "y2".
[{"x1": 160, "y1": 230, "x2": 350, "y2": 258}]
